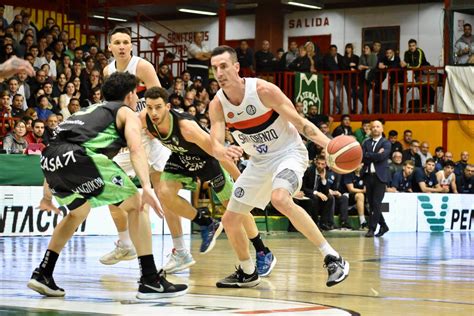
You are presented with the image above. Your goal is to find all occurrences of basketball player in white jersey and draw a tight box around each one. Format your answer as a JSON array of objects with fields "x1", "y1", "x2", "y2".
[
  {"x1": 100, "y1": 26, "x2": 172, "y2": 264},
  {"x1": 209, "y1": 46, "x2": 349, "y2": 288},
  {"x1": 436, "y1": 160, "x2": 458, "y2": 193}
]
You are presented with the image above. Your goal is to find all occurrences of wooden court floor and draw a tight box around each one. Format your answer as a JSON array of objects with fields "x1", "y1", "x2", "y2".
[{"x1": 0, "y1": 231, "x2": 473, "y2": 315}]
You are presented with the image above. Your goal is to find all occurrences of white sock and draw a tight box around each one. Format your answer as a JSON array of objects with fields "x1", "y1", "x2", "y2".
[
  {"x1": 172, "y1": 235, "x2": 186, "y2": 252},
  {"x1": 118, "y1": 229, "x2": 133, "y2": 248},
  {"x1": 318, "y1": 242, "x2": 339, "y2": 258},
  {"x1": 359, "y1": 216, "x2": 367, "y2": 224},
  {"x1": 239, "y1": 258, "x2": 255, "y2": 274}
]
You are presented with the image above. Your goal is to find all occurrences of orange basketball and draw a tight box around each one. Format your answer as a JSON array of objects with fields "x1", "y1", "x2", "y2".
[{"x1": 326, "y1": 135, "x2": 363, "y2": 174}]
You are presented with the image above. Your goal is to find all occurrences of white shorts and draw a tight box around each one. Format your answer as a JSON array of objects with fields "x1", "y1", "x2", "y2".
[
  {"x1": 113, "y1": 131, "x2": 171, "y2": 177},
  {"x1": 229, "y1": 144, "x2": 308, "y2": 212}
]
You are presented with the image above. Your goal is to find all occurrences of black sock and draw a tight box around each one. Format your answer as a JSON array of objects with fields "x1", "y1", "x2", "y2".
[
  {"x1": 138, "y1": 255, "x2": 158, "y2": 281},
  {"x1": 39, "y1": 249, "x2": 59, "y2": 277},
  {"x1": 250, "y1": 233, "x2": 269, "y2": 254},
  {"x1": 192, "y1": 209, "x2": 213, "y2": 227}
]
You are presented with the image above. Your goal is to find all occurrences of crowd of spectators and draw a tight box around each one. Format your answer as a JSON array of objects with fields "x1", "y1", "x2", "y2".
[
  {"x1": 0, "y1": 8, "x2": 111, "y2": 155},
  {"x1": 294, "y1": 114, "x2": 473, "y2": 231},
  {"x1": 235, "y1": 36, "x2": 441, "y2": 114}
]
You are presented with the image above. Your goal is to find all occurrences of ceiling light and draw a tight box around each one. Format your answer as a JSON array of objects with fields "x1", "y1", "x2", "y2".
[
  {"x1": 92, "y1": 15, "x2": 127, "y2": 22},
  {"x1": 281, "y1": 0, "x2": 323, "y2": 10},
  {"x1": 235, "y1": 3, "x2": 258, "y2": 9},
  {"x1": 178, "y1": 8, "x2": 217, "y2": 16}
]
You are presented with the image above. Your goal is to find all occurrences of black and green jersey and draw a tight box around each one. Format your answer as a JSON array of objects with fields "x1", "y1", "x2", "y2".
[
  {"x1": 145, "y1": 109, "x2": 234, "y2": 200},
  {"x1": 145, "y1": 108, "x2": 209, "y2": 158},
  {"x1": 51, "y1": 101, "x2": 128, "y2": 158}
]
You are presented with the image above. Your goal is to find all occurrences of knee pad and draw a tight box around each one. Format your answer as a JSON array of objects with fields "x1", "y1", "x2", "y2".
[{"x1": 273, "y1": 168, "x2": 300, "y2": 195}]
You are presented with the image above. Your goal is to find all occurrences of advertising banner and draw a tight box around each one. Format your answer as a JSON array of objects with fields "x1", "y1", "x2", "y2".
[
  {"x1": 417, "y1": 194, "x2": 474, "y2": 232},
  {"x1": 381, "y1": 193, "x2": 418, "y2": 232},
  {"x1": 0, "y1": 187, "x2": 191, "y2": 236}
]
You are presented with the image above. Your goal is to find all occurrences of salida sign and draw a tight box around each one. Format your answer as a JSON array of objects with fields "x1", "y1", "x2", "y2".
[{"x1": 288, "y1": 17, "x2": 329, "y2": 29}]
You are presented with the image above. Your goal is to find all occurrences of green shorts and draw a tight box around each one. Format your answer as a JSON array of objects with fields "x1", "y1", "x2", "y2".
[
  {"x1": 161, "y1": 164, "x2": 234, "y2": 203},
  {"x1": 42, "y1": 143, "x2": 138, "y2": 208}
]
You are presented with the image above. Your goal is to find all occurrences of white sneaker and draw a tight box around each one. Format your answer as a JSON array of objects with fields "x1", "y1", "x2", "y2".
[
  {"x1": 99, "y1": 240, "x2": 137, "y2": 265},
  {"x1": 163, "y1": 248, "x2": 196, "y2": 273}
]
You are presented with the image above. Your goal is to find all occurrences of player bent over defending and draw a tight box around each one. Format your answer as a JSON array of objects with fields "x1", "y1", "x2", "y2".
[
  {"x1": 27, "y1": 72, "x2": 187, "y2": 299},
  {"x1": 143, "y1": 87, "x2": 276, "y2": 276}
]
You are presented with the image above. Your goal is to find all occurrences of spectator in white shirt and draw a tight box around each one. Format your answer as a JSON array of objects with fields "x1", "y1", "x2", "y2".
[{"x1": 417, "y1": 141, "x2": 433, "y2": 167}]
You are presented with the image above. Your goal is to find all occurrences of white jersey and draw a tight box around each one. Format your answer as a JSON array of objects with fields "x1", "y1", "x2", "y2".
[
  {"x1": 438, "y1": 170, "x2": 454, "y2": 188},
  {"x1": 108, "y1": 56, "x2": 171, "y2": 173},
  {"x1": 107, "y1": 55, "x2": 147, "y2": 112},
  {"x1": 216, "y1": 77, "x2": 302, "y2": 157}
]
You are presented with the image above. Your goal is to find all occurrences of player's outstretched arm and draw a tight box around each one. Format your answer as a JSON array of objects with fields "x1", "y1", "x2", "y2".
[
  {"x1": 257, "y1": 79, "x2": 330, "y2": 149},
  {"x1": 209, "y1": 98, "x2": 243, "y2": 162},
  {"x1": 119, "y1": 107, "x2": 163, "y2": 216},
  {"x1": 181, "y1": 119, "x2": 241, "y2": 180},
  {"x1": 37, "y1": 180, "x2": 61, "y2": 214},
  {"x1": 0, "y1": 56, "x2": 35, "y2": 78}
]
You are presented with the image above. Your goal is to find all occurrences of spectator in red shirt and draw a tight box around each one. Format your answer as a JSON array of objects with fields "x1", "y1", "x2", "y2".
[
  {"x1": 24, "y1": 119, "x2": 46, "y2": 153},
  {"x1": 25, "y1": 119, "x2": 45, "y2": 144}
]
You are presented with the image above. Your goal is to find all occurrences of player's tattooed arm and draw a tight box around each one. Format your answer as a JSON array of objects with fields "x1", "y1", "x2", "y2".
[
  {"x1": 303, "y1": 123, "x2": 319, "y2": 139},
  {"x1": 257, "y1": 79, "x2": 329, "y2": 148}
]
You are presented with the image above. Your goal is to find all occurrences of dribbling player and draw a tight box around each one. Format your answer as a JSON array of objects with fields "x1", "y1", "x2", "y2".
[{"x1": 208, "y1": 46, "x2": 349, "y2": 288}]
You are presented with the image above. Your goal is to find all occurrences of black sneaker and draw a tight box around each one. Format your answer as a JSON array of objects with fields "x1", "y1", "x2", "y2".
[
  {"x1": 137, "y1": 270, "x2": 188, "y2": 299},
  {"x1": 340, "y1": 221, "x2": 353, "y2": 230},
  {"x1": 319, "y1": 223, "x2": 331, "y2": 231},
  {"x1": 360, "y1": 222, "x2": 369, "y2": 231},
  {"x1": 27, "y1": 268, "x2": 65, "y2": 297},
  {"x1": 216, "y1": 266, "x2": 260, "y2": 288},
  {"x1": 324, "y1": 255, "x2": 350, "y2": 287}
]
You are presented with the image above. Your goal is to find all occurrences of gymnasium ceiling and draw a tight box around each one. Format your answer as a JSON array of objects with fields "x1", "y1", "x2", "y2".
[{"x1": 83, "y1": 0, "x2": 444, "y2": 23}]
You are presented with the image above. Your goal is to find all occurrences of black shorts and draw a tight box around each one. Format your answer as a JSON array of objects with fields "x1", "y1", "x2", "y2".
[
  {"x1": 163, "y1": 153, "x2": 222, "y2": 182},
  {"x1": 41, "y1": 143, "x2": 137, "y2": 208}
]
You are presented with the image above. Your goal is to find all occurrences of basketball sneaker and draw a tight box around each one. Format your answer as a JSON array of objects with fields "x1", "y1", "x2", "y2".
[
  {"x1": 200, "y1": 220, "x2": 223, "y2": 254},
  {"x1": 359, "y1": 222, "x2": 369, "y2": 231},
  {"x1": 99, "y1": 240, "x2": 137, "y2": 265},
  {"x1": 340, "y1": 221, "x2": 353, "y2": 230},
  {"x1": 163, "y1": 248, "x2": 196, "y2": 273},
  {"x1": 216, "y1": 266, "x2": 260, "y2": 288},
  {"x1": 27, "y1": 268, "x2": 65, "y2": 297},
  {"x1": 136, "y1": 269, "x2": 188, "y2": 299},
  {"x1": 256, "y1": 251, "x2": 277, "y2": 277},
  {"x1": 324, "y1": 255, "x2": 350, "y2": 287}
]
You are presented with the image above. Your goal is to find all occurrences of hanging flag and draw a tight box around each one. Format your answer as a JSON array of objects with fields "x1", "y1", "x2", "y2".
[{"x1": 294, "y1": 72, "x2": 323, "y2": 114}]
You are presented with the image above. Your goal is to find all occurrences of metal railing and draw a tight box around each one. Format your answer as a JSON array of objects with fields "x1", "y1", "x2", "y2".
[{"x1": 257, "y1": 66, "x2": 446, "y2": 116}]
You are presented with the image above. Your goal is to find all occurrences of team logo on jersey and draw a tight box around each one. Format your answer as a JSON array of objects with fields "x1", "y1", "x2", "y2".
[
  {"x1": 112, "y1": 175, "x2": 124, "y2": 187},
  {"x1": 227, "y1": 112, "x2": 235, "y2": 119},
  {"x1": 172, "y1": 136, "x2": 180, "y2": 146},
  {"x1": 246, "y1": 104, "x2": 257, "y2": 115},
  {"x1": 234, "y1": 187, "x2": 245, "y2": 198}
]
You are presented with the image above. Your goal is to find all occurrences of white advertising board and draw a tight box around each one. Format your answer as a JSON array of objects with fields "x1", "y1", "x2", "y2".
[
  {"x1": 416, "y1": 194, "x2": 474, "y2": 232},
  {"x1": 0, "y1": 186, "x2": 191, "y2": 236},
  {"x1": 380, "y1": 193, "x2": 418, "y2": 232}
]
